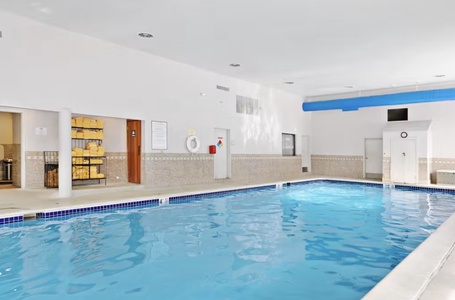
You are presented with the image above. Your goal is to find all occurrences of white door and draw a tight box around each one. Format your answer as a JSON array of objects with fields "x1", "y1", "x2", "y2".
[
  {"x1": 302, "y1": 135, "x2": 310, "y2": 172},
  {"x1": 214, "y1": 128, "x2": 230, "y2": 179},
  {"x1": 391, "y1": 138, "x2": 417, "y2": 184},
  {"x1": 365, "y1": 138, "x2": 383, "y2": 179}
]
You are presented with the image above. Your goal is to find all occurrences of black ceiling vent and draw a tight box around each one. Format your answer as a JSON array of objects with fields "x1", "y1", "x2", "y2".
[{"x1": 216, "y1": 85, "x2": 230, "y2": 92}]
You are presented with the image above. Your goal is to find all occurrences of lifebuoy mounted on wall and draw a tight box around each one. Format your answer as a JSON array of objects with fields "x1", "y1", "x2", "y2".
[{"x1": 186, "y1": 135, "x2": 200, "y2": 153}]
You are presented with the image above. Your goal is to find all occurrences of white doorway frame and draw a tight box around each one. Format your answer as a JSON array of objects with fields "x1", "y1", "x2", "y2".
[
  {"x1": 214, "y1": 128, "x2": 231, "y2": 179},
  {"x1": 0, "y1": 106, "x2": 26, "y2": 188},
  {"x1": 301, "y1": 135, "x2": 311, "y2": 173},
  {"x1": 364, "y1": 138, "x2": 383, "y2": 179}
]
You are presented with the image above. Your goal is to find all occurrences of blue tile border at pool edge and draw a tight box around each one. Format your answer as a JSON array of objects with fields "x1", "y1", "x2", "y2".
[
  {"x1": 394, "y1": 184, "x2": 455, "y2": 194},
  {"x1": 36, "y1": 199, "x2": 160, "y2": 219},
  {"x1": 0, "y1": 215, "x2": 24, "y2": 225},
  {"x1": 168, "y1": 184, "x2": 276, "y2": 203},
  {"x1": 291, "y1": 179, "x2": 384, "y2": 187},
  {"x1": 293, "y1": 179, "x2": 455, "y2": 193},
  {"x1": 10, "y1": 179, "x2": 455, "y2": 223}
]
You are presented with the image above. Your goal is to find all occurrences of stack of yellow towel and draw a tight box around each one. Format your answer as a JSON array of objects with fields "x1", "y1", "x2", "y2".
[
  {"x1": 72, "y1": 148, "x2": 84, "y2": 156},
  {"x1": 71, "y1": 117, "x2": 104, "y2": 129},
  {"x1": 97, "y1": 146, "x2": 105, "y2": 156},
  {"x1": 71, "y1": 129, "x2": 103, "y2": 140},
  {"x1": 72, "y1": 145, "x2": 105, "y2": 157},
  {"x1": 72, "y1": 166, "x2": 89, "y2": 179},
  {"x1": 72, "y1": 117, "x2": 83, "y2": 127},
  {"x1": 71, "y1": 166, "x2": 104, "y2": 179},
  {"x1": 95, "y1": 131, "x2": 103, "y2": 140}
]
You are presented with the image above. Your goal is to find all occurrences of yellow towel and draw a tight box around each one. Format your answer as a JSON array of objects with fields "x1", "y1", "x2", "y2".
[
  {"x1": 86, "y1": 142, "x2": 97, "y2": 150},
  {"x1": 73, "y1": 148, "x2": 84, "y2": 155},
  {"x1": 96, "y1": 120, "x2": 104, "y2": 129},
  {"x1": 97, "y1": 147, "x2": 105, "y2": 156}
]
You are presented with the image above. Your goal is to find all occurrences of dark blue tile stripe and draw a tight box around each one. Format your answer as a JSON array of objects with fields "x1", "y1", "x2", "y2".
[
  {"x1": 7, "y1": 179, "x2": 455, "y2": 223},
  {"x1": 36, "y1": 199, "x2": 160, "y2": 219},
  {"x1": 394, "y1": 184, "x2": 455, "y2": 194},
  {"x1": 0, "y1": 215, "x2": 24, "y2": 225},
  {"x1": 291, "y1": 179, "x2": 383, "y2": 187},
  {"x1": 292, "y1": 179, "x2": 455, "y2": 193},
  {"x1": 168, "y1": 185, "x2": 276, "y2": 202}
]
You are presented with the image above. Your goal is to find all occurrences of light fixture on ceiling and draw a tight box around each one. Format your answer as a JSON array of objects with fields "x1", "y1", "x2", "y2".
[
  {"x1": 229, "y1": 63, "x2": 241, "y2": 67},
  {"x1": 284, "y1": 81, "x2": 294, "y2": 85},
  {"x1": 138, "y1": 32, "x2": 153, "y2": 38},
  {"x1": 200, "y1": 92, "x2": 207, "y2": 97},
  {"x1": 435, "y1": 74, "x2": 445, "y2": 78},
  {"x1": 344, "y1": 85, "x2": 354, "y2": 89}
]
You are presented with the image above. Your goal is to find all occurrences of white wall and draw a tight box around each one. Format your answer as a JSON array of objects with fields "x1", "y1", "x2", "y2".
[
  {"x1": 411, "y1": 101, "x2": 455, "y2": 158},
  {"x1": 309, "y1": 100, "x2": 455, "y2": 159},
  {"x1": 0, "y1": 10, "x2": 308, "y2": 155},
  {"x1": 99, "y1": 117, "x2": 126, "y2": 153},
  {"x1": 0, "y1": 112, "x2": 13, "y2": 144},
  {"x1": 24, "y1": 109, "x2": 59, "y2": 151},
  {"x1": 309, "y1": 107, "x2": 385, "y2": 156}
]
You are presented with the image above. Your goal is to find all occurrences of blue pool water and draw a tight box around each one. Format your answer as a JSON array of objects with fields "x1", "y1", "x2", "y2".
[{"x1": 1, "y1": 181, "x2": 455, "y2": 300}]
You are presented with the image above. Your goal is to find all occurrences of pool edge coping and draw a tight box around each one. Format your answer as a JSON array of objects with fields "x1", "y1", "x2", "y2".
[{"x1": 362, "y1": 210, "x2": 455, "y2": 300}]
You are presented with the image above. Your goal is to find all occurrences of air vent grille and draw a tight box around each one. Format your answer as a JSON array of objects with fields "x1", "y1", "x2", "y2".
[{"x1": 216, "y1": 85, "x2": 230, "y2": 92}]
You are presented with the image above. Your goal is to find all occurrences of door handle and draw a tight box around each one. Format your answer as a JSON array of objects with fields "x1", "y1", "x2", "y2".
[{"x1": 138, "y1": 145, "x2": 141, "y2": 154}]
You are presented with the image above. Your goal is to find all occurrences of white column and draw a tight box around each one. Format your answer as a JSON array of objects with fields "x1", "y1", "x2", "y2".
[{"x1": 59, "y1": 108, "x2": 72, "y2": 198}]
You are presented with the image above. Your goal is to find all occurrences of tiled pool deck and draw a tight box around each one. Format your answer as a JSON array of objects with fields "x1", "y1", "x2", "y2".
[{"x1": 1, "y1": 177, "x2": 455, "y2": 299}]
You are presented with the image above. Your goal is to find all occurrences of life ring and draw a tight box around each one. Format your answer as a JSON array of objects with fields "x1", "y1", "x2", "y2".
[{"x1": 186, "y1": 135, "x2": 200, "y2": 153}]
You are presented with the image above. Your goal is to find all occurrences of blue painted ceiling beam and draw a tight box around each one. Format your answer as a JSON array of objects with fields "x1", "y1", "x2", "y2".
[{"x1": 302, "y1": 88, "x2": 455, "y2": 112}]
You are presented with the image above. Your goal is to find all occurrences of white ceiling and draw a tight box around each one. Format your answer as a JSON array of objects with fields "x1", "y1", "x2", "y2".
[{"x1": 1, "y1": 0, "x2": 455, "y2": 98}]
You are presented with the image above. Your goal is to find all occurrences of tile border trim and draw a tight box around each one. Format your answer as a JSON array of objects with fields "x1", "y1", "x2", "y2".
[
  {"x1": 0, "y1": 215, "x2": 24, "y2": 225},
  {"x1": 3, "y1": 178, "x2": 455, "y2": 225}
]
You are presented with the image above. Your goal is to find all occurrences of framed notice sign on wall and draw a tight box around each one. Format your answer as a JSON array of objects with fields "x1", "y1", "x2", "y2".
[{"x1": 151, "y1": 121, "x2": 168, "y2": 150}]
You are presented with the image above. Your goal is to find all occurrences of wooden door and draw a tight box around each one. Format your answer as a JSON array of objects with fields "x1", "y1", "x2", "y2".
[{"x1": 127, "y1": 120, "x2": 141, "y2": 183}]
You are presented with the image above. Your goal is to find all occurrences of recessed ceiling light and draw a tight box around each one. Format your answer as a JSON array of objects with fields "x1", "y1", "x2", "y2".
[
  {"x1": 435, "y1": 74, "x2": 445, "y2": 78},
  {"x1": 200, "y1": 92, "x2": 207, "y2": 97},
  {"x1": 284, "y1": 81, "x2": 294, "y2": 85},
  {"x1": 344, "y1": 85, "x2": 354, "y2": 89},
  {"x1": 229, "y1": 63, "x2": 241, "y2": 67},
  {"x1": 138, "y1": 32, "x2": 153, "y2": 38}
]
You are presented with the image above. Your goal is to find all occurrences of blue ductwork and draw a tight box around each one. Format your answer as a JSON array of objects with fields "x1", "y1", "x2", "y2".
[{"x1": 302, "y1": 88, "x2": 455, "y2": 112}]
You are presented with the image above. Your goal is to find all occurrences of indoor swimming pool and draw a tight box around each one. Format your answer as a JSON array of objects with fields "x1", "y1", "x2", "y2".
[{"x1": 1, "y1": 180, "x2": 455, "y2": 299}]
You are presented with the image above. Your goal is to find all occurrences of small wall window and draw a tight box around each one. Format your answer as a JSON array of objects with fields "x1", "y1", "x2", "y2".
[
  {"x1": 236, "y1": 95, "x2": 259, "y2": 115},
  {"x1": 388, "y1": 108, "x2": 408, "y2": 122},
  {"x1": 282, "y1": 133, "x2": 295, "y2": 156}
]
